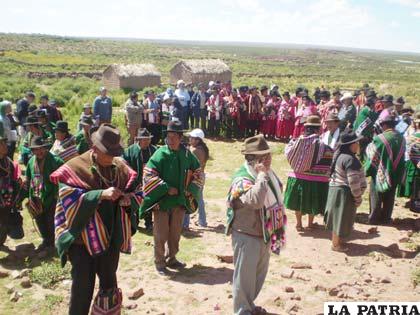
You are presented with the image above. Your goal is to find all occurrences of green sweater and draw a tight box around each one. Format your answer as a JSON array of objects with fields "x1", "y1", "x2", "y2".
[
  {"x1": 75, "y1": 130, "x2": 90, "y2": 155},
  {"x1": 139, "y1": 145, "x2": 201, "y2": 216},
  {"x1": 26, "y1": 152, "x2": 64, "y2": 211}
]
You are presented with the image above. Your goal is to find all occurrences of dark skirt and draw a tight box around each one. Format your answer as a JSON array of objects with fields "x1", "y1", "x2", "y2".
[
  {"x1": 324, "y1": 186, "x2": 356, "y2": 238},
  {"x1": 283, "y1": 176, "x2": 329, "y2": 215}
]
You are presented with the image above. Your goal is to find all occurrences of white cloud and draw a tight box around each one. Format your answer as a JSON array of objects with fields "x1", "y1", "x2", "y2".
[
  {"x1": 388, "y1": 0, "x2": 420, "y2": 8},
  {"x1": 412, "y1": 11, "x2": 420, "y2": 16}
]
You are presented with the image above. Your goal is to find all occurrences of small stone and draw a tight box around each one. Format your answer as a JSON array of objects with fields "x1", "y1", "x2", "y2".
[
  {"x1": 214, "y1": 303, "x2": 221, "y2": 311},
  {"x1": 363, "y1": 275, "x2": 372, "y2": 283},
  {"x1": 124, "y1": 303, "x2": 138, "y2": 310},
  {"x1": 203, "y1": 297, "x2": 209, "y2": 301},
  {"x1": 20, "y1": 277, "x2": 32, "y2": 289},
  {"x1": 4, "y1": 284, "x2": 15, "y2": 294},
  {"x1": 10, "y1": 291, "x2": 22, "y2": 302},
  {"x1": 315, "y1": 285, "x2": 327, "y2": 292},
  {"x1": 286, "y1": 302, "x2": 300, "y2": 313},
  {"x1": 285, "y1": 286, "x2": 295, "y2": 293},
  {"x1": 290, "y1": 294, "x2": 301, "y2": 301},
  {"x1": 11, "y1": 270, "x2": 20, "y2": 279},
  {"x1": 380, "y1": 277, "x2": 391, "y2": 284},
  {"x1": 217, "y1": 255, "x2": 233, "y2": 264},
  {"x1": 128, "y1": 288, "x2": 144, "y2": 300},
  {"x1": 399, "y1": 237, "x2": 410, "y2": 243},
  {"x1": 325, "y1": 270, "x2": 332, "y2": 274},
  {"x1": 329, "y1": 287, "x2": 339, "y2": 296},
  {"x1": 144, "y1": 241, "x2": 152, "y2": 247},
  {"x1": 368, "y1": 227, "x2": 378, "y2": 234},
  {"x1": 296, "y1": 275, "x2": 310, "y2": 282},
  {"x1": 0, "y1": 269, "x2": 9, "y2": 278},
  {"x1": 291, "y1": 263, "x2": 312, "y2": 269},
  {"x1": 228, "y1": 294, "x2": 233, "y2": 299},
  {"x1": 280, "y1": 269, "x2": 294, "y2": 279}
]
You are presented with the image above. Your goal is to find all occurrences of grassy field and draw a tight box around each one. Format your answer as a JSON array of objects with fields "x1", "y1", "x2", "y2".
[{"x1": 0, "y1": 34, "x2": 419, "y2": 314}]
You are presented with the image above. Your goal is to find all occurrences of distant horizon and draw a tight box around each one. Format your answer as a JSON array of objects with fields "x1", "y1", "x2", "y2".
[{"x1": 3, "y1": 32, "x2": 420, "y2": 57}]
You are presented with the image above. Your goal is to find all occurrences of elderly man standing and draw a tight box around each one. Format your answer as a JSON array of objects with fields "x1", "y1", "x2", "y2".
[
  {"x1": 338, "y1": 92, "x2": 357, "y2": 131},
  {"x1": 93, "y1": 87, "x2": 112, "y2": 125},
  {"x1": 140, "y1": 120, "x2": 202, "y2": 275},
  {"x1": 125, "y1": 91, "x2": 143, "y2": 145},
  {"x1": 321, "y1": 113, "x2": 341, "y2": 150},
  {"x1": 51, "y1": 124, "x2": 141, "y2": 315},
  {"x1": 226, "y1": 134, "x2": 286, "y2": 315},
  {"x1": 175, "y1": 80, "x2": 191, "y2": 130}
]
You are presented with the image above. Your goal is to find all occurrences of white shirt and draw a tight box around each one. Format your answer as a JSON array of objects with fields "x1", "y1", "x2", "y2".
[{"x1": 321, "y1": 128, "x2": 340, "y2": 150}]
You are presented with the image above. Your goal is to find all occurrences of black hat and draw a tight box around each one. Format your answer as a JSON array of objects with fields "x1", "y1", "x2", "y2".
[
  {"x1": 40, "y1": 95, "x2": 49, "y2": 100},
  {"x1": 362, "y1": 83, "x2": 370, "y2": 90},
  {"x1": 401, "y1": 106, "x2": 414, "y2": 114},
  {"x1": 49, "y1": 99, "x2": 57, "y2": 106},
  {"x1": 54, "y1": 121, "x2": 70, "y2": 133},
  {"x1": 282, "y1": 91, "x2": 290, "y2": 97},
  {"x1": 136, "y1": 128, "x2": 153, "y2": 139},
  {"x1": 332, "y1": 89, "x2": 342, "y2": 96},
  {"x1": 80, "y1": 116, "x2": 94, "y2": 126},
  {"x1": 91, "y1": 124, "x2": 124, "y2": 157},
  {"x1": 339, "y1": 132, "x2": 363, "y2": 146},
  {"x1": 130, "y1": 91, "x2": 138, "y2": 98},
  {"x1": 260, "y1": 85, "x2": 268, "y2": 92},
  {"x1": 320, "y1": 90, "x2": 330, "y2": 98},
  {"x1": 396, "y1": 96, "x2": 405, "y2": 105},
  {"x1": 383, "y1": 95, "x2": 394, "y2": 103},
  {"x1": 166, "y1": 120, "x2": 185, "y2": 134},
  {"x1": 241, "y1": 134, "x2": 271, "y2": 155},
  {"x1": 365, "y1": 90, "x2": 377, "y2": 98},
  {"x1": 29, "y1": 136, "x2": 51, "y2": 149},
  {"x1": 249, "y1": 86, "x2": 257, "y2": 91},
  {"x1": 24, "y1": 116, "x2": 40, "y2": 126},
  {"x1": 239, "y1": 86, "x2": 248, "y2": 92},
  {"x1": 354, "y1": 89, "x2": 361, "y2": 96}
]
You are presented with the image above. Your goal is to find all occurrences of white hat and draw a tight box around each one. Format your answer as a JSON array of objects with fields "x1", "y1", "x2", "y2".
[
  {"x1": 188, "y1": 128, "x2": 205, "y2": 139},
  {"x1": 340, "y1": 92, "x2": 353, "y2": 102},
  {"x1": 99, "y1": 86, "x2": 107, "y2": 92},
  {"x1": 163, "y1": 94, "x2": 172, "y2": 102},
  {"x1": 177, "y1": 80, "x2": 185, "y2": 87},
  {"x1": 208, "y1": 81, "x2": 215, "y2": 88}
]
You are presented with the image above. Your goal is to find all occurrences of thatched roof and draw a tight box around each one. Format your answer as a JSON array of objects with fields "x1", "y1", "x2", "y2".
[
  {"x1": 105, "y1": 64, "x2": 160, "y2": 78},
  {"x1": 176, "y1": 59, "x2": 231, "y2": 74}
]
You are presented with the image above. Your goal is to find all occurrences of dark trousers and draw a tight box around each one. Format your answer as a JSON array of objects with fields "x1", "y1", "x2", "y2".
[
  {"x1": 68, "y1": 244, "x2": 120, "y2": 315},
  {"x1": 146, "y1": 123, "x2": 161, "y2": 145},
  {"x1": 180, "y1": 107, "x2": 189, "y2": 130},
  {"x1": 200, "y1": 109, "x2": 207, "y2": 132},
  {"x1": 35, "y1": 201, "x2": 56, "y2": 246},
  {"x1": 369, "y1": 181, "x2": 397, "y2": 224},
  {"x1": 208, "y1": 118, "x2": 221, "y2": 137},
  {"x1": 226, "y1": 118, "x2": 240, "y2": 139},
  {"x1": 7, "y1": 142, "x2": 16, "y2": 159}
]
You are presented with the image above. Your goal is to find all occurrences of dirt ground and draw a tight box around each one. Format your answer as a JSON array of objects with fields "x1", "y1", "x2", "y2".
[{"x1": 0, "y1": 140, "x2": 419, "y2": 315}]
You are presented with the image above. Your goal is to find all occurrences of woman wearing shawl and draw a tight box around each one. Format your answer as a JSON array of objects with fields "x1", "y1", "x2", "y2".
[
  {"x1": 226, "y1": 135, "x2": 286, "y2": 315},
  {"x1": 260, "y1": 90, "x2": 280, "y2": 139},
  {"x1": 0, "y1": 101, "x2": 17, "y2": 158},
  {"x1": 50, "y1": 121, "x2": 79, "y2": 162},
  {"x1": 324, "y1": 132, "x2": 367, "y2": 252},
  {"x1": 292, "y1": 94, "x2": 318, "y2": 139},
  {"x1": 284, "y1": 115, "x2": 333, "y2": 230},
  {"x1": 275, "y1": 91, "x2": 296, "y2": 141}
]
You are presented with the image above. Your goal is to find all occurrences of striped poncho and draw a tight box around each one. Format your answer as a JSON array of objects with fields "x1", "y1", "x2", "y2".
[
  {"x1": 50, "y1": 151, "x2": 142, "y2": 266},
  {"x1": 50, "y1": 135, "x2": 79, "y2": 162}
]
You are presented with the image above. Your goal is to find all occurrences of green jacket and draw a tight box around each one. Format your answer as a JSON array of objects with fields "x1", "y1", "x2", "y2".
[
  {"x1": 75, "y1": 130, "x2": 90, "y2": 155},
  {"x1": 122, "y1": 143, "x2": 157, "y2": 190},
  {"x1": 354, "y1": 106, "x2": 379, "y2": 138},
  {"x1": 365, "y1": 129, "x2": 406, "y2": 187},
  {"x1": 26, "y1": 152, "x2": 64, "y2": 211},
  {"x1": 139, "y1": 145, "x2": 202, "y2": 217}
]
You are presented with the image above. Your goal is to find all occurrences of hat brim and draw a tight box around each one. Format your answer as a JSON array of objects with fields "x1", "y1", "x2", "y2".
[
  {"x1": 241, "y1": 148, "x2": 272, "y2": 155},
  {"x1": 29, "y1": 143, "x2": 51, "y2": 150},
  {"x1": 24, "y1": 122, "x2": 40, "y2": 126},
  {"x1": 91, "y1": 132, "x2": 124, "y2": 157},
  {"x1": 324, "y1": 118, "x2": 340, "y2": 122},
  {"x1": 339, "y1": 136, "x2": 364, "y2": 146},
  {"x1": 135, "y1": 135, "x2": 153, "y2": 140},
  {"x1": 304, "y1": 123, "x2": 322, "y2": 127}
]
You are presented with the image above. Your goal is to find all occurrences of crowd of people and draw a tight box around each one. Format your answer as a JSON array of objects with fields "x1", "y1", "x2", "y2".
[{"x1": 0, "y1": 80, "x2": 418, "y2": 315}]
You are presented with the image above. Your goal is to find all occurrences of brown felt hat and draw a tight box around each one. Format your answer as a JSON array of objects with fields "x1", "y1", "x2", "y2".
[
  {"x1": 241, "y1": 134, "x2": 271, "y2": 155},
  {"x1": 91, "y1": 124, "x2": 124, "y2": 157},
  {"x1": 324, "y1": 112, "x2": 340, "y2": 122},
  {"x1": 304, "y1": 115, "x2": 322, "y2": 127}
]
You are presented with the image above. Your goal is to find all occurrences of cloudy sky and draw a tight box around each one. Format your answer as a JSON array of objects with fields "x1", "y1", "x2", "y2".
[{"x1": 1, "y1": 0, "x2": 420, "y2": 53}]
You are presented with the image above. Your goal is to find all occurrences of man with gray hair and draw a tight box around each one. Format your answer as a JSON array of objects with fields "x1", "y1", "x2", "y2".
[
  {"x1": 226, "y1": 134, "x2": 287, "y2": 315},
  {"x1": 93, "y1": 87, "x2": 112, "y2": 125}
]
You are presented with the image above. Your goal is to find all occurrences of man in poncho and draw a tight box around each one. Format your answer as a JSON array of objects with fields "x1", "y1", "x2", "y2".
[
  {"x1": 139, "y1": 120, "x2": 202, "y2": 275},
  {"x1": 75, "y1": 116, "x2": 94, "y2": 155},
  {"x1": 226, "y1": 134, "x2": 286, "y2": 315},
  {"x1": 123, "y1": 128, "x2": 157, "y2": 230},
  {"x1": 366, "y1": 113, "x2": 406, "y2": 224},
  {"x1": 50, "y1": 121, "x2": 78, "y2": 162},
  {"x1": 26, "y1": 136, "x2": 63, "y2": 251},
  {"x1": 50, "y1": 124, "x2": 141, "y2": 315}
]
